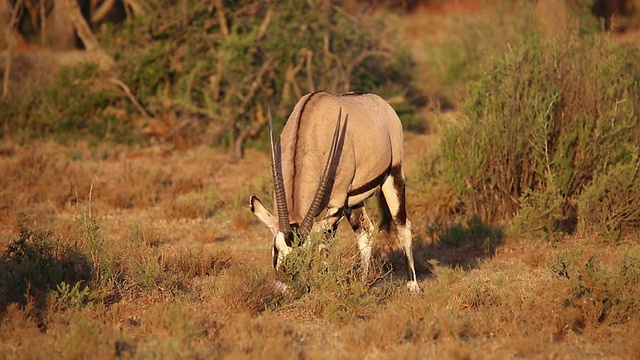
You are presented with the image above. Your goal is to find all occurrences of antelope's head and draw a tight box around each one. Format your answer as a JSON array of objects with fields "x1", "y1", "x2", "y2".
[{"x1": 250, "y1": 109, "x2": 343, "y2": 270}]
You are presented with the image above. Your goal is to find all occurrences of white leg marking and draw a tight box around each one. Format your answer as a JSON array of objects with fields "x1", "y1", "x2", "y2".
[
  {"x1": 381, "y1": 170, "x2": 421, "y2": 293},
  {"x1": 348, "y1": 206, "x2": 375, "y2": 279}
]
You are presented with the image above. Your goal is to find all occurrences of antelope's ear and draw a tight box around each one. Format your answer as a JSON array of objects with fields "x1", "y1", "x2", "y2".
[{"x1": 249, "y1": 195, "x2": 278, "y2": 234}]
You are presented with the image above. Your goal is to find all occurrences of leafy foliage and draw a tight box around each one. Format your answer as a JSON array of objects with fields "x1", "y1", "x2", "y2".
[
  {"x1": 575, "y1": 153, "x2": 640, "y2": 241},
  {"x1": 102, "y1": 0, "x2": 415, "y2": 155},
  {"x1": 275, "y1": 233, "x2": 397, "y2": 323},
  {"x1": 1, "y1": 64, "x2": 135, "y2": 144}
]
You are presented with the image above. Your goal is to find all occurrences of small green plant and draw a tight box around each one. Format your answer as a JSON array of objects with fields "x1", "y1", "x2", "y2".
[
  {"x1": 276, "y1": 233, "x2": 396, "y2": 323},
  {"x1": 55, "y1": 281, "x2": 91, "y2": 310},
  {"x1": 547, "y1": 244, "x2": 640, "y2": 326}
]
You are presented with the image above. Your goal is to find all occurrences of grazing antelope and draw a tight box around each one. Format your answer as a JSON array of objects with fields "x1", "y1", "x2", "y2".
[{"x1": 249, "y1": 91, "x2": 420, "y2": 292}]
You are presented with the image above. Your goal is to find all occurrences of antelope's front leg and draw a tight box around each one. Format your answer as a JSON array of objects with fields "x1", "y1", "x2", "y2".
[{"x1": 346, "y1": 205, "x2": 375, "y2": 278}]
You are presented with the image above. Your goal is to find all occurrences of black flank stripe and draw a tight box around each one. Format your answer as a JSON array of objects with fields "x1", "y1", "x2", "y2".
[{"x1": 348, "y1": 170, "x2": 389, "y2": 197}]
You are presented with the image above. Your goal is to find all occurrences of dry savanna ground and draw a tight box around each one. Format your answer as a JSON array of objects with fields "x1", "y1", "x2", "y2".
[
  {"x1": 1, "y1": 133, "x2": 639, "y2": 359},
  {"x1": 2, "y1": 2, "x2": 640, "y2": 359}
]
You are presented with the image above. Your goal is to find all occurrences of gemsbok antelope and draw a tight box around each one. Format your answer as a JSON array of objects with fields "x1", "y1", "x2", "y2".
[{"x1": 249, "y1": 91, "x2": 420, "y2": 292}]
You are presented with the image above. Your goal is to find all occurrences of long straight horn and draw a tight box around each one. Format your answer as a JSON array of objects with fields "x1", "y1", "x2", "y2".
[
  {"x1": 299, "y1": 108, "x2": 343, "y2": 236},
  {"x1": 269, "y1": 108, "x2": 291, "y2": 234}
]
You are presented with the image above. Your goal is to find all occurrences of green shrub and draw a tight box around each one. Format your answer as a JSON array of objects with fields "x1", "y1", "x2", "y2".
[
  {"x1": 2, "y1": 64, "x2": 136, "y2": 144},
  {"x1": 575, "y1": 152, "x2": 640, "y2": 241},
  {"x1": 276, "y1": 234, "x2": 396, "y2": 323},
  {"x1": 547, "y1": 244, "x2": 640, "y2": 326},
  {"x1": 441, "y1": 32, "x2": 640, "y2": 236},
  {"x1": 0, "y1": 218, "x2": 91, "y2": 310},
  {"x1": 104, "y1": 0, "x2": 415, "y2": 156}
]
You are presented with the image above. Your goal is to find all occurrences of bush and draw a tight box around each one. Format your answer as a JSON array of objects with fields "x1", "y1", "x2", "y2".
[
  {"x1": 1, "y1": 64, "x2": 135, "y2": 144},
  {"x1": 575, "y1": 153, "x2": 640, "y2": 241},
  {"x1": 437, "y1": 215, "x2": 503, "y2": 250},
  {"x1": 440, "y1": 32, "x2": 640, "y2": 236},
  {"x1": 0, "y1": 219, "x2": 91, "y2": 311},
  {"x1": 547, "y1": 243, "x2": 640, "y2": 326},
  {"x1": 104, "y1": 0, "x2": 415, "y2": 156},
  {"x1": 275, "y1": 234, "x2": 396, "y2": 323}
]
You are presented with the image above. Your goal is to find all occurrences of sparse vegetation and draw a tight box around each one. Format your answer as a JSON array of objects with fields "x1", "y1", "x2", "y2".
[{"x1": 1, "y1": 0, "x2": 640, "y2": 358}]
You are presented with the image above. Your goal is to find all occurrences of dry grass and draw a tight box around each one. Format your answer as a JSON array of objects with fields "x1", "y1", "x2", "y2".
[
  {"x1": 1, "y1": 136, "x2": 638, "y2": 359},
  {"x1": 2, "y1": 3, "x2": 640, "y2": 359}
]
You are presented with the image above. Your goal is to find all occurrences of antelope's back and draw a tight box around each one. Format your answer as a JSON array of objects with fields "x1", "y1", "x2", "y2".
[{"x1": 279, "y1": 91, "x2": 404, "y2": 219}]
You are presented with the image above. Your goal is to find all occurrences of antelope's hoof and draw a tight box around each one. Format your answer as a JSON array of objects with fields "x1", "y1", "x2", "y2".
[{"x1": 406, "y1": 281, "x2": 421, "y2": 293}]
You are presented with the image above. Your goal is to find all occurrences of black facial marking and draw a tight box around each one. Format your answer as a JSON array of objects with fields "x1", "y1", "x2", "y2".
[{"x1": 285, "y1": 231, "x2": 295, "y2": 247}]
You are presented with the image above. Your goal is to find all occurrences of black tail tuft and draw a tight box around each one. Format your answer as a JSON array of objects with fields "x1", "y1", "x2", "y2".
[{"x1": 377, "y1": 191, "x2": 393, "y2": 233}]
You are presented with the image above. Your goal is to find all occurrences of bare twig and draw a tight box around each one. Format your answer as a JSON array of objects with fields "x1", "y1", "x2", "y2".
[
  {"x1": 215, "y1": 0, "x2": 229, "y2": 37},
  {"x1": 303, "y1": 48, "x2": 315, "y2": 92},
  {"x1": 40, "y1": 0, "x2": 46, "y2": 45},
  {"x1": 108, "y1": 77, "x2": 152, "y2": 118}
]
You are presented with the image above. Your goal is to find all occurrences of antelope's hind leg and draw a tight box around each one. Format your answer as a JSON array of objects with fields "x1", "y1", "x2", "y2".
[
  {"x1": 346, "y1": 204, "x2": 375, "y2": 278},
  {"x1": 380, "y1": 165, "x2": 421, "y2": 292}
]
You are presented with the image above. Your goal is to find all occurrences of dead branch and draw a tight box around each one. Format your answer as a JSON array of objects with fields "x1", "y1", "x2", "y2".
[
  {"x1": 235, "y1": 103, "x2": 268, "y2": 160},
  {"x1": 65, "y1": 0, "x2": 114, "y2": 71},
  {"x1": 122, "y1": 0, "x2": 146, "y2": 16},
  {"x1": 108, "y1": 77, "x2": 152, "y2": 118},
  {"x1": 91, "y1": 0, "x2": 118, "y2": 23},
  {"x1": 234, "y1": 60, "x2": 273, "y2": 159},
  {"x1": 215, "y1": 0, "x2": 229, "y2": 37}
]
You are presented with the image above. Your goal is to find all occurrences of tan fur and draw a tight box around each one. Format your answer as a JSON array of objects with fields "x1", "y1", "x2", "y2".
[{"x1": 279, "y1": 91, "x2": 404, "y2": 224}]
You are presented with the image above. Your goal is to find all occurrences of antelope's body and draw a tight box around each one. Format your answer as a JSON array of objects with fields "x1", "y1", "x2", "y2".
[{"x1": 250, "y1": 91, "x2": 420, "y2": 292}]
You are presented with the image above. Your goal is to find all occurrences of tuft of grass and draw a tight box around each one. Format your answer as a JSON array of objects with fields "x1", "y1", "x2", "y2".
[
  {"x1": 162, "y1": 248, "x2": 231, "y2": 278},
  {"x1": 275, "y1": 233, "x2": 398, "y2": 324},
  {"x1": 164, "y1": 186, "x2": 224, "y2": 219}
]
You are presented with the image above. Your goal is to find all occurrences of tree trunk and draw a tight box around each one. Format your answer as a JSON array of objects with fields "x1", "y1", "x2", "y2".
[{"x1": 64, "y1": 0, "x2": 114, "y2": 71}]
